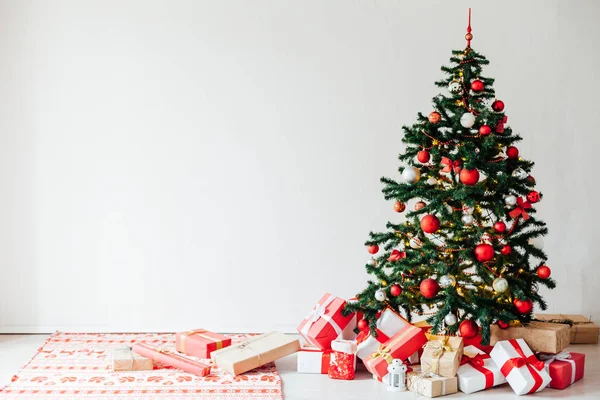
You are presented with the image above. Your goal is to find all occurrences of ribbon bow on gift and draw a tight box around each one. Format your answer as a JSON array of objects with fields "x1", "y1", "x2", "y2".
[
  {"x1": 539, "y1": 352, "x2": 576, "y2": 385},
  {"x1": 422, "y1": 336, "x2": 456, "y2": 375},
  {"x1": 500, "y1": 339, "x2": 545, "y2": 394},
  {"x1": 508, "y1": 197, "x2": 532, "y2": 221},
  {"x1": 370, "y1": 344, "x2": 393, "y2": 364},
  {"x1": 460, "y1": 352, "x2": 490, "y2": 367},
  {"x1": 305, "y1": 295, "x2": 336, "y2": 325},
  {"x1": 441, "y1": 157, "x2": 462, "y2": 173}
]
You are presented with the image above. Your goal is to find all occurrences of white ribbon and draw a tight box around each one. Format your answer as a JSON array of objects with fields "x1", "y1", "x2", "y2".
[
  {"x1": 300, "y1": 294, "x2": 342, "y2": 347},
  {"x1": 540, "y1": 352, "x2": 576, "y2": 385}
]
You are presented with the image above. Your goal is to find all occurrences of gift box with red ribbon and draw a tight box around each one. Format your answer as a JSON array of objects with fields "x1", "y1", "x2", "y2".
[
  {"x1": 297, "y1": 346, "x2": 330, "y2": 374},
  {"x1": 297, "y1": 293, "x2": 354, "y2": 350},
  {"x1": 338, "y1": 296, "x2": 361, "y2": 341},
  {"x1": 356, "y1": 308, "x2": 410, "y2": 361},
  {"x1": 175, "y1": 329, "x2": 232, "y2": 359},
  {"x1": 490, "y1": 338, "x2": 551, "y2": 395},
  {"x1": 328, "y1": 340, "x2": 357, "y2": 380},
  {"x1": 539, "y1": 352, "x2": 585, "y2": 390},
  {"x1": 364, "y1": 324, "x2": 428, "y2": 380},
  {"x1": 457, "y1": 345, "x2": 506, "y2": 394},
  {"x1": 462, "y1": 333, "x2": 494, "y2": 354}
]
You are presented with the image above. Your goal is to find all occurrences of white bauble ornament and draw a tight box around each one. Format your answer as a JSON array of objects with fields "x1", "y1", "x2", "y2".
[
  {"x1": 529, "y1": 237, "x2": 545, "y2": 250},
  {"x1": 461, "y1": 214, "x2": 474, "y2": 225},
  {"x1": 445, "y1": 205, "x2": 453, "y2": 214},
  {"x1": 492, "y1": 277, "x2": 509, "y2": 293},
  {"x1": 427, "y1": 177, "x2": 438, "y2": 185},
  {"x1": 409, "y1": 237, "x2": 422, "y2": 249},
  {"x1": 512, "y1": 168, "x2": 527, "y2": 179},
  {"x1": 448, "y1": 81, "x2": 461, "y2": 93},
  {"x1": 402, "y1": 166, "x2": 421, "y2": 184},
  {"x1": 444, "y1": 313, "x2": 458, "y2": 326},
  {"x1": 375, "y1": 289, "x2": 386, "y2": 302},
  {"x1": 439, "y1": 275, "x2": 456, "y2": 288},
  {"x1": 460, "y1": 112, "x2": 476, "y2": 128},
  {"x1": 368, "y1": 258, "x2": 376, "y2": 266},
  {"x1": 505, "y1": 195, "x2": 517, "y2": 206}
]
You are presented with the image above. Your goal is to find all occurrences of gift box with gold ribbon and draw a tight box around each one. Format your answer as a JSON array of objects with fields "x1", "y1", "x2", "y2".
[
  {"x1": 420, "y1": 335, "x2": 463, "y2": 378},
  {"x1": 356, "y1": 308, "x2": 410, "y2": 361},
  {"x1": 364, "y1": 324, "x2": 427, "y2": 380},
  {"x1": 176, "y1": 328, "x2": 232, "y2": 359}
]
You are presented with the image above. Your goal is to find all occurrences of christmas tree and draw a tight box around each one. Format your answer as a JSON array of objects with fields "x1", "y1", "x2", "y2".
[{"x1": 345, "y1": 12, "x2": 554, "y2": 344}]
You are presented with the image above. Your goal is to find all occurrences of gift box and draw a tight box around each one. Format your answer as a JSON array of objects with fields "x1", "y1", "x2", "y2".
[
  {"x1": 297, "y1": 293, "x2": 354, "y2": 350},
  {"x1": 132, "y1": 343, "x2": 210, "y2": 376},
  {"x1": 356, "y1": 308, "x2": 409, "y2": 361},
  {"x1": 211, "y1": 331, "x2": 300, "y2": 375},
  {"x1": 365, "y1": 324, "x2": 428, "y2": 380},
  {"x1": 112, "y1": 347, "x2": 153, "y2": 371},
  {"x1": 457, "y1": 345, "x2": 506, "y2": 394},
  {"x1": 297, "y1": 346, "x2": 330, "y2": 374},
  {"x1": 420, "y1": 335, "x2": 463, "y2": 378},
  {"x1": 339, "y1": 296, "x2": 361, "y2": 340},
  {"x1": 490, "y1": 338, "x2": 551, "y2": 395},
  {"x1": 328, "y1": 340, "x2": 357, "y2": 380},
  {"x1": 407, "y1": 372, "x2": 458, "y2": 398},
  {"x1": 535, "y1": 314, "x2": 599, "y2": 344},
  {"x1": 462, "y1": 333, "x2": 494, "y2": 354},
  {"x1": 176, "y1": 329, "x2": 232, "y2": 359},
  {"x1": 539, "y1": 352, "x2": 585, "y2": 390},
  {"x1": 490, "y1": 321, "x2": 570, "y2": 354}
]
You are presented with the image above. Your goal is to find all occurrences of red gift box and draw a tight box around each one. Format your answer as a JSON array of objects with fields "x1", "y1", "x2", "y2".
[
  {"x1": 365, "y1": 324, "x2": 427, "y2": 379},
  {"x1": 176, "y1": 329, "x2": 232, "y2": 358},
  {"x1": 297, "y1": 293, "x2": 354, "y2": 350},
  {"x1": 539, "y1": 352, "x2": 585, "y2": 390},
  {"x1": 329, "y1": 352, "x2": 355, "y2": 380}
]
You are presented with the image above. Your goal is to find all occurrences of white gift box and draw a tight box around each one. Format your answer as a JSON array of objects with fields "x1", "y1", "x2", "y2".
[
  {"x1": 297, "y1": 346, "x2": 329, "y2": 374},
  {"x1": 490, "y1": 339, "x2": 551, "y2": 395},
  {"x1": 356, "y1": 309, "x2": 409, "y2": 361},
  {"x1": 457, "y1": 345, "x2": 506, "y2": 394}
]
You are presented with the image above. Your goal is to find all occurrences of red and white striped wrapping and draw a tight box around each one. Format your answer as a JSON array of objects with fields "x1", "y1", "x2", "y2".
[
  {"x1": 297, "y1": 346, "x2": 330, "y2": 374},
  {"x1": 490, "y1": 339, "x2": 551, "y2": 395},
  {"x1": 297, "y1": 293, "x2": 354, "y2": 350},
  {"x1": 356, "y1": 308, "x2": 409, "y2": 361},
  {"x1": 457, "y1": 345, "x2": 506, "y2": 394}
]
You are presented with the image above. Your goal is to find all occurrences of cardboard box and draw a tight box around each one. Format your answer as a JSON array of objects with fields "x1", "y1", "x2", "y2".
[
  {"x1": 407, "y1": 372, "x2": 458, "y2": 398},
  {"x1": 534, "y1": 314, "x2": 599, "y2": 344},
  {"x1": 490, "y1": 321, "x2": 570, "y2": 354}
]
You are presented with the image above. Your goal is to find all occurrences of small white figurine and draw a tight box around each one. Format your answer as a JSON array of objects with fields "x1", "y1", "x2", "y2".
[{"x1": 386, "y1": 359, "x2": 407, "y2": 392}]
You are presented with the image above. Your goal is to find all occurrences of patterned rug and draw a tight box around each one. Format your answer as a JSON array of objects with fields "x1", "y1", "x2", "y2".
[{"x1": 0, "y1": 332, "x2": 282, "y2": 399}]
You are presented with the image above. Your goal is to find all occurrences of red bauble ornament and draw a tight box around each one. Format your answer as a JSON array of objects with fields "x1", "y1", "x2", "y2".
[
  {"x1": 537, "y1": 265, "x2": 551, "y2": 279},
  {"x1": 394, "y1": 201, "x2": 406, "y2": 213},
  {"x1": 367, "y1": 245, "x2": 379, "y2": 254},
  {"x1": 527, "y1": 191, "x2": 540, "y2": 203},
  {"x1": 460, "y1": 168, "x2": 480, "y2": 186},
  {"x1": 527, "y1": 175, "x2": 536, "y2": 184},
  {"x1": 513, "y1": 298, "x2": 533, "y2": 314},
  {"x1": 494, "y1": 221, "x2": 507, "y2": 233},
  {"x1": 501, "y1": 245, "x2": 512, "y2": 255},
  {"x1": 357, "y1": 318, "x2": 369, "y2": 331},
  {"x1": 492, "y1": 100, "x2": 505, "y2": 112},
  {"x1": 420, "y1": 278, "x2": 440, "y2": 299},
  {"x1": 428, "y1": 111, "x2": 441, "y2": 124},
  {"x1": 459, "y1": 320, "x2": 479, "y2": 338},
  {"x1": 471, "y1": 79, "x2": 484, "y2": 93},
  {"x1": 417, "y1": 150, "x2": 431, "y2": 163},
  {"x1": 390, "y1": 284, "x2": 402, "y2": 297},
  {"x1": 506, "y1": 146, "x2": 519, "y2": 159},
  {"x1": 479, "y1": 125, "x2": 492, "y2": 136},
  {"x1": 414, "y1": 201, "x2": 426, "y2": 211},
  {"x1": 497, "y1": 320, "x2": 510, "y2": 330},
  {"x1": 421, "y1": 214, "x2": 441, "y2": 234},
  {"x1": 474, "y1": 243, "x2": 495, "y2": 262}
]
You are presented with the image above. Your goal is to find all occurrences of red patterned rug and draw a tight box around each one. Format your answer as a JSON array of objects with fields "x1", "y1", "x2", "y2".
[{"x1": 0, "y1": 332, "x2": 282, "y2": 399}]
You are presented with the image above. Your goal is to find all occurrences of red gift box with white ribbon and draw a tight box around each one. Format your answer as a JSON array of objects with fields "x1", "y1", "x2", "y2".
[
  {"x1": 297, "y1": 293, "x2": 354, "y2": 350},
  {"x1": 356, "y1": 308, "x2": 410, "y2": 362},
  {"x1": 539, "y1": 352, "x2": 585, "y2": 390}
]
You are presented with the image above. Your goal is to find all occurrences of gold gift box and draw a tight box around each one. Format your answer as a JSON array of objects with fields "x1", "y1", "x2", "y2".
[
  {"x1": 490, "y1": 321, "x2": 570, "y2": 353},
  {"x1": 420, "y1": 335, "x2": 463, "y2": 378},
  {"x1": 534, "y1": 314, "x2": 599, "y2": 344}
]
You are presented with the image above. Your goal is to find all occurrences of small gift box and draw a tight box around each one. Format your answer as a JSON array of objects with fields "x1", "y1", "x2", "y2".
[
  {"x1": 112, "y1": 347, "x2": 153, "y2": 371},
  {"x1": 407, "y1": 372, "x2": 458, "y2": 398},
  {"x1": 365, "y1": 324, "x2": 428, "y2": 380},
  {"x1": 176, "y1": 329, "x2": 232, "y2": 358},
  {"x1": 297, "y1": 293, "x2": 354, "y2": 350},
  {"x1": 356, "y1": 308, "x2": 409, "y2": 361},
  {"x1": 490, "y1": 338, "x2": 551, "y2": 395},
  {"x1": 297, "y1": 346, "x2": 330, "y2": 374},
  {"x1": 535, "y1": 314, "x2": 599, "y2": 344},
  {"x1": 211, "y1": 331, "x2": 300, "y2": 375},
  {"x1": 328, "y1": 340, "x2": 357, "y2": 380},
  {"x1": 490, "y1": 321, "x2": 570, "y2": 354},
  {"x1": 457, "y1": 345, "x2": 506, "y2": 394},
  {"x1": 420, "y1": 335, "x2": 463, "y2": 378},
  {"x1": 539, "y1": 352, "x2": 585, "y2": 390},
  {"x1": 132, "y1": 343, "x2": 210, "y2": 376}
]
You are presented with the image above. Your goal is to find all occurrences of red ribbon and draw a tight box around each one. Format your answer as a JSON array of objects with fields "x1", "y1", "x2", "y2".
[
  {"x1": 461, "y1": 353, "x2": 494, "y2": 389},
  {"x1": 301, "y1": 348, "x2": 331, "y2": 374},
  {"x1": 441, "y1": 157, "x2": 462, "y2": 173},
  {"x1": 499, "y1": 339, "x2": 545, "y2": 394},
  {"x1": 508, "y1": 197, "x2": 532, "y2": 220},
  {"x1": 388, "y1": 249, "x2": 406, "y2": 262},
  {"x1": 356, "y1": 328, "x2": 390, "y2": 345}
]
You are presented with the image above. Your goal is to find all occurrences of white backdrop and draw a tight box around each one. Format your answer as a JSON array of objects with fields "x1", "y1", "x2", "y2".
[{"x1": 0, "y1": 0, "x2": 599, "y2": 333}]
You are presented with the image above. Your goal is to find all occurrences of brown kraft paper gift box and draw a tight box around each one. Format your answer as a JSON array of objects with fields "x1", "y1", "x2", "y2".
[
  {"x1": 534, "y1": 314, "x2": 599, "y2": 344},
  {"x1": 407, "y1": 371, "x2": 458, "y2": 398},
  {"x1": 420, "y1": 335, "x2": 463, "y2": 378},
  {"x1": 490, "y1": 321, "x2": 570, "y2": 353}
]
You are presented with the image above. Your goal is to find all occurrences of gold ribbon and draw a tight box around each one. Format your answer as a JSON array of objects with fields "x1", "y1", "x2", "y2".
[
  {"x1": 369, "y1": 345, "x2": 393, "y2": 364},
  {"x1": 422, "y1": 336, "x2": 455, "y2": 374},
  {"x1": 366, "y1": 325, "x2": 418, "y2": 369},
  {"x1": 178, "y1": 329, "x2": 224, "y2": 353}
]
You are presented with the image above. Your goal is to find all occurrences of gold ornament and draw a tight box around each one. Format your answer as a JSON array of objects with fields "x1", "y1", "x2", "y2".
[
  {"x1": 432, "y1": 139, "x2": 439, "y2": 146},
  {"x1": 456, "y1": 100, "x2": 465, "y2": 107},
  {"x1": 459, "y1": 71, "x2": 464, "y2": 77},
  {"x1": 381, "y1": 280, "x2": 387, "y2": 286},
  {"x1": 456, "y1": 287, "x2": 465, "y2": 297}
]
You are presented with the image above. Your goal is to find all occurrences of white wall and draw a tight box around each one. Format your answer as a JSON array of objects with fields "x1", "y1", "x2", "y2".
[{"x1": 0, "y1": 0, "x2": 599, "y2": 333}]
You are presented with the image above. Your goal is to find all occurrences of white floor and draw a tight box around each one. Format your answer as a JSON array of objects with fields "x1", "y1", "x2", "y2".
[{"x1": 1, "y1": 335, "x2": 599, "y2": 399}]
